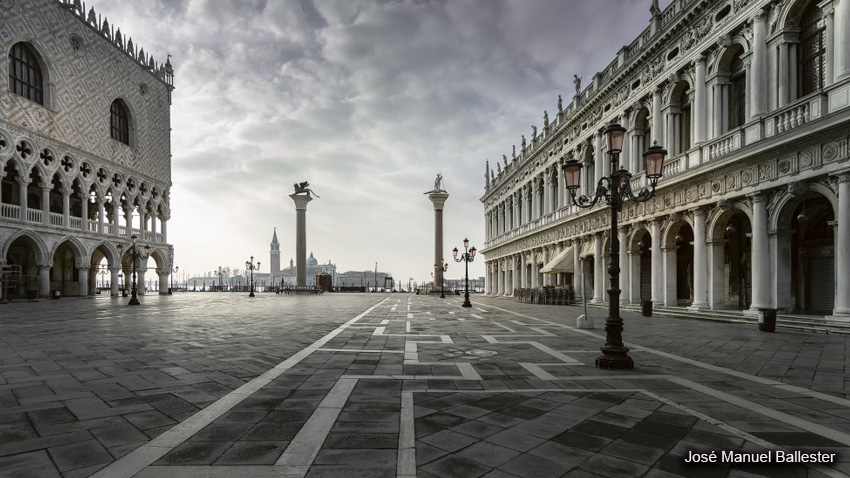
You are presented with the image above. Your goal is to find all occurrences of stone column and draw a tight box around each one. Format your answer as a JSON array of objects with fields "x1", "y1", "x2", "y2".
[
  {"x1": 124, "y1": 209, "x2": 133, "y2": 237},
  {"x1": 694, "y1": 56, "x2": 707, "y2": 145},
  {"x1": 80, "y1": 192, "x2": 88, "y2": 231},
  {"x1": 778, "y1": 42, "x2": 789, "y2": 108},
  {"x1": 752, "y1": 10, "x2": 767, "y2": 117},
  {"x1": 513, "y1": 255, "x2": 520, "y2": 294},
  {"x1": 158, "y1": 269, "x2": 169, "y2": 294},
  {"x1": 531, "y1": 179, "x2": 540, "y2": 221},
  {"x1": 713, "y1": 81, "x2": 724, "y2": 137},
  {"x1": 652, "y1": 87, "x2": 665, "y2": 148},
  {"x1": 18, "y1": 179, "x2": 29, "y2": 217},
  {"x1": 835, "y1": 0, "x2": 850, "y2": 80},
  {"x1": 137, "y1": 267, "x2": 147, "y2": 295},
  {"x1": 543, "y1": 174, "x2": 552, "y2": 216},
  {"x1": 530, "y1": 250, "x2": 539, "y2": 288},
  {"x1": 619, "y1": 228, "x2": 629, "y2": 305},
  {"x1": 112, "y1": 205, "x2": 120, "y2": 234},
  {"x1": 823, "y1": 2, "x2": 834, "y2": 85},
  {"x1": 628, "y1": 250, "x2": 641, "y2": 304},
  {"x1": 620, "y1": 111, "x2": 632, "y2": 172},
  {"x1": 833, "y1": 172, "x2": 850, "y2": 316},
  {"x1": 651, "y1": 219, "x2": 664, "y2": 303},
  {"x1": 708, "y1": 238, "x2": 726, "y2": 310},
  {"x1": 161, "y1": 219, "x2": 168, "y2": 243},
  {"x1": 593, "y1": 234, "x2": 604, "y2": 303},
  {"x1": 77, "y1": 266, "x2": 90, "y2": 297},
  {"x1": 504, "y1": 258, "x2": 511, "y2": 296},
  {"x1": 595, "y1": 132, "x2": 605, "y2": 186},
  {"x1": 572, "y1": 240, "x2": 582, "y2": 300},
  {"x1": 291, "y1": 193, "x2": 314, "y2": 286},
  {"x1": 62, "y1": 188, "x2": 70, "y2": 227},
  {"x1": 663, "y1": 246, "x2": 677, "y2": 306},
  {"x1": 150, "y1": 213, "x2": 158, "y2": 239},
  {"x1": 110, "y1": 266, "x2": 121, "y2": 297},
  {"x1": 690, "y1": 208, "x2": 708, "y2": 310},
  {"x1": 41, "y1": 186, "x2": 50, "y2": 225},
  {"x1": 97, "y1": 199, "x2": 105, "y2": 233},
  {"x1": 38, "y1": 262, "x2": 51, "y2": 298},
  {"x1": 427, "y1": 191, "x2": 449, "y2": 292},
  {"x1": 750, "y1": 193, "x2": 771, "y2": 310}
]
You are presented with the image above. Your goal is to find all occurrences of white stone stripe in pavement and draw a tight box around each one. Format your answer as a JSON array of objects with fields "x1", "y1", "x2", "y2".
[
  {"x1": 275, "y1": 378, "x2": 359, "y2": 468},
  {"x1": 90, "y1": 299, "x2": 389, "y2": 478},
  {"x1": 669, "y1": 377, "x2": 850, "y2": 447},
  {"x1": 397, "y1": 391, "x2": 416, "y2": 478}
]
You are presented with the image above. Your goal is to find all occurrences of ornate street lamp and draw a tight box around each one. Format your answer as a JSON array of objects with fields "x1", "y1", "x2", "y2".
[
  {"x1": 245, "y1": 256, "x2": 260, "y2": 297},
  {"x1": 562, "y1": 123, "x2": 666, "y2": 370},
  {"x1": 169, "y1": 265, "x2": 178, "y2": 294},
  {"x1": 116, "y1": 234, "x2": 150, "y2": 306},
  {"x1": 452, "y1": 238, "x2": 477, "y2": 308}
]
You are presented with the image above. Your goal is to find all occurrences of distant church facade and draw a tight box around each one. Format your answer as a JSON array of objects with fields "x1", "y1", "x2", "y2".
[
  {"x1": 481, "y1": 0, "x2": 850, "y2": 319},
  {"x1": 1, "y1": 0, "x2": 176, "y2": 298}
]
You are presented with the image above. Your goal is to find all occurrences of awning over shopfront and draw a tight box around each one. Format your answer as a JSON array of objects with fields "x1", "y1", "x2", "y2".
[{"x1": 540, "y1": 246, "x2": 575, "y2": 274}]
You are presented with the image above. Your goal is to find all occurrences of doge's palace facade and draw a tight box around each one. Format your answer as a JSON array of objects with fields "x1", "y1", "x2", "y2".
[
  {"x1": 481, "y1": 0, "x2": 850, "y2": 320},
  {"x1": 1, "y1": 0, "x2": 175, "y2": 298}
]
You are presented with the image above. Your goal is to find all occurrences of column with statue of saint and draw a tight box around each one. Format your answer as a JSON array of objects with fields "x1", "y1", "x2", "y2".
[{"x1": 426, "y1": 173, "x2": 449, "y2": 295}]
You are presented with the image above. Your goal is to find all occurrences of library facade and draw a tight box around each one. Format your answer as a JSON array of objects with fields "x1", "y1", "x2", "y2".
[{"x1": 480, "y1": 0, "x2": 850, "y2": 319}]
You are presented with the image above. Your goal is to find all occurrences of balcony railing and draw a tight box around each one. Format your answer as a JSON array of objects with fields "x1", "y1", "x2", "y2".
[
  {"x1": 1, "y1": 203, "x2": 21, "y2": 219},
  {"x1": 0, "y1": 205, "x2": 167, "y2": 243},
  {"x1": 49, "y1": 212, "x2": 63, "y2": 226},
  {"x1": 27, "y1": 208, "x2": 42, "y2": 223}
]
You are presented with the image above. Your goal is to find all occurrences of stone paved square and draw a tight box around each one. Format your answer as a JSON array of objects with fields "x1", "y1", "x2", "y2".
[{"x1": 0, "y1": 293, "x2": 848, "y2": 477}]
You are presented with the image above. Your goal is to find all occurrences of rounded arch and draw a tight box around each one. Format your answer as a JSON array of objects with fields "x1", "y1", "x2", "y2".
[
  {"x1": 6, "y1": 40, "x2": 54, "y2": 108},
  {"x1": 707, "y1": 201, "x2": 754, "y2": 241},
  {"x1": 628, "y1": 226, "x2": 652, "y2": 252},
  {"x1": 109, "y1": 98, "x2": 136, "y2": 147},
  {"x1": 775, "y1": 0, "x2": 818, "y2": 32},
  {"x1": 1, "y1": 230, "x2": 50, "y2": 263},
  {"x1": 661, "y1": 214, "x2": 695, "y2": 248},
  {"x1": 714, "y1": 41, "x2": 748, "y2": 77},
  {"x1": 770, "y1": 183, "x2": 837, "y2": 231},
  {"x1": 668, "y1": 79, "x2": 692, "y2": 107}
]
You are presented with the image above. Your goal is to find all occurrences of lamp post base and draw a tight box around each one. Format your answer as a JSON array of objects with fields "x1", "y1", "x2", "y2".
[
  {"x1": 128, "y1": 296, "x2": 140, "y2": 306},
  {"x1": 595, "y1": 350, "x2": 633, "y2": 370},
  {"x1": 462, "y1": 301, "x2": 472, "y2": 307}
]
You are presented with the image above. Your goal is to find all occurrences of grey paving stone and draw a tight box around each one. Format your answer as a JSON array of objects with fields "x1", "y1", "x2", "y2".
[
  {"x1": 420, "y1": 429, "x2": 479, "y2": 453},
  {"x1": 499, "y1": 453, "x2": 573, "y2": 478},
  {"x1": 154, "y1": 441, "x2": 235, "y2": 465},
  {"x1": 421, "y1": 454, "x2": 493, "y2": 478},
  {"x1": 46, "y1": 439, "x2": 113, "y2": 472},
  {"x1": 213, "y1": 441, "x2": 288, "y2": 465},
  {"x1": 485, "y1": 429, "x2": 546, "y2": 452},
  {"x1": 89, "y1": 421, "x2": 149, "y2": 448},
  {"x1": 456, "y1": 441, "x2": 522, "y2": 467},
  {"x1": 323, "y1": 432, "x2": 397, "y2": 449},
  {"x1": 0, "y1": 450, "x2": 61, "y2": 478}
]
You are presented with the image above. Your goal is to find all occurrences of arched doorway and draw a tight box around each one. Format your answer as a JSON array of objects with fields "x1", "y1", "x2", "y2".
[
  {"x1": 52, "y1": 239, "x2": 84, "y2": 296},
  {"x1": 722, "y1": 212, "x2": 752, "y2": 309},
  {"x1": 3, "y1": 234, "x2": 45, "y2": 299},
  {"x1": 790, "y1": 195, "x2": 835, "y2": 314}
]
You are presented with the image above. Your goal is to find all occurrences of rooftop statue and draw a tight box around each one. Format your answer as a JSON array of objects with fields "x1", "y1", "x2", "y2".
[
  {"x1": 574, "y1": 75, "x2": 582, "y2": 97},
  {"x1": 650, "y1": 0, "x2": 661, "y2": 16},
  {"x1": 425, "y1": 173, "x2": 446, "y2": 194},
  {"x1": 293, "y1": 181, "x2": 319, "y2": 198}
]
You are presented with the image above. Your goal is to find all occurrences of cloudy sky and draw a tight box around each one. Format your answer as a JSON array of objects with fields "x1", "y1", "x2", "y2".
[{"x1": 95, "y1": 0, "x2": 670, "y2": 286}]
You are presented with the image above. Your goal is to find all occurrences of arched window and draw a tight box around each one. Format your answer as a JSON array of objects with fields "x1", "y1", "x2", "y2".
[
  {"x1": 8, "y1": 43, "x2": 44, "y2": 105},
  {"x1": 729, "y1": 52, "x2": 747, "y2": 129},
  {"x1": 677, "y1": 87, "x2": 691, "y2": 153},
  {"x1": 110, "y1": 99, "x2": 130, "y2": 145},
  {"x1": 798, "y1": 2, "x2": 824, "y2": 97}
]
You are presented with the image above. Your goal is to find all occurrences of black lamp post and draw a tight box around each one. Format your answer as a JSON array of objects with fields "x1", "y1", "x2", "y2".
[
  {"x1": 116, "y1": 234, "x2": 150, "y2": 306},
  {"x1": 169, "y1": 265, "x2": 178, "y2": 294},
  {"x1": 561, "y1": 122, "x2": 666, "y2": 370},
  {"x1": 245, "y1": 256, "x2": 260, "y2": 297},
  {"x1": 452, "y1": 238, "x2": 477, "y2": 308}
]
